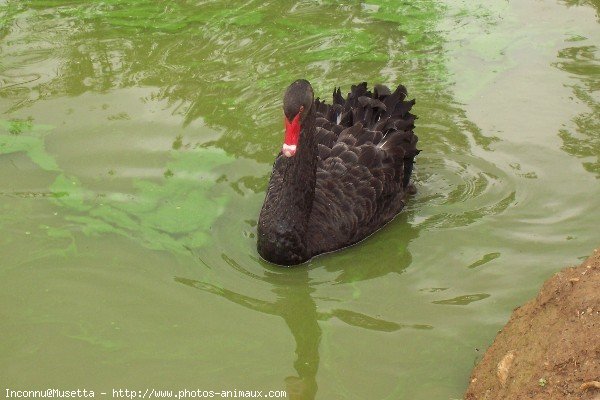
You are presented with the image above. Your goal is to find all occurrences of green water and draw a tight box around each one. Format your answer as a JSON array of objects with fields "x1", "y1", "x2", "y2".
[{"x1": 1, "y1": 1, "x2": 598, "y2": 399}]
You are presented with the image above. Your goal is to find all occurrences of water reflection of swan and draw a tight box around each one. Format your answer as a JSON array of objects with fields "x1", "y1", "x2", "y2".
[
  {"x1": 176, "y1": 273, "x2": 421, "y2": 399},
  {"x1": 176, "y1": 216, "x2": 426, "y2": 400}
]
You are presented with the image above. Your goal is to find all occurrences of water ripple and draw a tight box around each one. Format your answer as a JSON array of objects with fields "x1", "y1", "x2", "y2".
[{"x1": 414, "y1": 153, "x2": 517, "y2": 229}]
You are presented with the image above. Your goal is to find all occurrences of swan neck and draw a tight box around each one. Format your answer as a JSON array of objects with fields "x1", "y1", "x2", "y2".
[{"x1": 257, "y1": 108, "x2": 318, "y2": 265}]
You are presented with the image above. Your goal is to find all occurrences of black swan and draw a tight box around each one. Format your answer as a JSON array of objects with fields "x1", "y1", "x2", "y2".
[{"x1": 257, "y1": 80, "x2": 419, "y2": 266}]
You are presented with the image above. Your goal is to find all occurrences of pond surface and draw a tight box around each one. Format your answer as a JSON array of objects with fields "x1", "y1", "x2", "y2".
[{"x1": 1, "y1": 1, "x2": 598, "y2": 399}]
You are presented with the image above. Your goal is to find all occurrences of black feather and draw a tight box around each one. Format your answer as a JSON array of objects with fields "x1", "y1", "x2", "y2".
[{"x1": 258, "y1": 80, "x2": 419, "y2": 266}]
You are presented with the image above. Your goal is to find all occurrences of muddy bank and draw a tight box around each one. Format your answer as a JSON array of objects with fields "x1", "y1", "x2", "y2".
[{"x1": 465, "y1": 248, "x2": 600, "y2": 400}]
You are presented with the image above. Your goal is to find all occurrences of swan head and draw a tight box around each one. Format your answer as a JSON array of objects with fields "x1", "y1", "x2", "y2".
[{"x1": 282, "y1": 79, "x2": 314, "y2": 157}]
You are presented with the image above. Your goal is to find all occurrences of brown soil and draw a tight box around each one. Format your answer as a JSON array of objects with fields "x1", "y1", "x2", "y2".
[{"x1": 465, "y1": 248, "x2": 600, "y2": 400}]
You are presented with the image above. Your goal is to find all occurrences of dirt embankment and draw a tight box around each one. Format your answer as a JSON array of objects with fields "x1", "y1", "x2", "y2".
[{"x1": 465, "y1": 248, "x2": 600, "y2": 400}]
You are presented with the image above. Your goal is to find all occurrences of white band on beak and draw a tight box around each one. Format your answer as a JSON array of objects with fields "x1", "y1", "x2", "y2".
[{"x1": 282, "y1": 144, "x2": 297, "y2": 157}]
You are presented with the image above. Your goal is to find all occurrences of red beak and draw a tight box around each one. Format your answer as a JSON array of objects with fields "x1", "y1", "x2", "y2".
[{"x1": 283, "y1": 113, "x2": 301, "y2": 157}]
